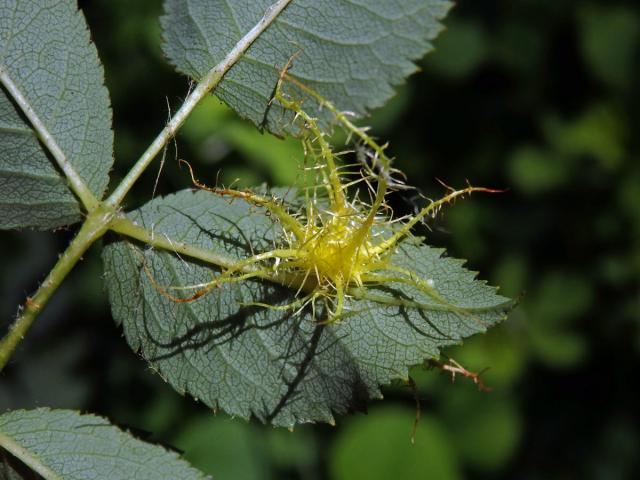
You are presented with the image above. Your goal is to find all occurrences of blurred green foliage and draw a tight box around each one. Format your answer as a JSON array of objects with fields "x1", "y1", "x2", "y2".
[
  {"x1": 1, "y1": 0, "x2": 639, "y2": 478},
  {"x1": 331, "y1": 407, "x2": 460, "y2": 480}
]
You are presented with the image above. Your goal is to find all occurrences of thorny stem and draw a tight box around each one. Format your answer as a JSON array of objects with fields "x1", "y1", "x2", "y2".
[
  {"x1": 0, "y1": 208, "x2": 113, "y2": 372},
  {"x1": 105, "y1": 0, "x2": 293, "y2": 208}
]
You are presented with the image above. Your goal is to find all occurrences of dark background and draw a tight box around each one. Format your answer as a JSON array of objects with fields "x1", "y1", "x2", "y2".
[{"x1": 1, "y1": 0, "x2": 639, "y2": 478}]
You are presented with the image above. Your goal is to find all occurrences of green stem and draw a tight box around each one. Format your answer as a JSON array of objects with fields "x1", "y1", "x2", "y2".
[
  {"x1": 105, "y1": 0, "x2": 293, "y2": 208},
  {"x1": 109, "y1": 215, "x2": 307, "y2": 292},
  {"x1": 0, "y1": 432, "x2": 62, "y2": 480},
  {"x1": 0, "y1": 207, "x2": 113, "y2": 372},
  {"x1": 109, "y1": 215, "x2": 238, "y2": 270},
  {"x1": 0, "y1": 67, "x2": 99, "y2": 212}
]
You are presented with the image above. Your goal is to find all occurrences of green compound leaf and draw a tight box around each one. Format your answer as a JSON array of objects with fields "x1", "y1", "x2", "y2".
[
  {"x1": 161, "y1": 0, "x2": 451, "y2": 134},
  {"x1": 102, "y1": 190, "x2": 511, "y2": 427},
  {"x1": 0, "y1": 1, "x2": 113, "y2": 230},
  {"x1": 0, "y1": 408, "x2": 210, "y2": 480}
]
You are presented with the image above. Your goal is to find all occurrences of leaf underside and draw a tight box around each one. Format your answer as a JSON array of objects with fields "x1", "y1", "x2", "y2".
[
  {"x1": 102, "y1": 190, "x2": 510, "y2": 427},
  {"x1": 161, "y1": 0, "x2": 452, "y2": 134},
  {"x1": 0, "y1": 1, "x2": 113, "y2": 230},
  {"x1": 0, "y1": 408, "x2": 209, "y2": 480}
]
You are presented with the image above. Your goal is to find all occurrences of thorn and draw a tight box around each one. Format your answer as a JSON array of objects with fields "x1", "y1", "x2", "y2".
[{"x1": 428, "y1": 358, "x2": 492, "y2": 392}]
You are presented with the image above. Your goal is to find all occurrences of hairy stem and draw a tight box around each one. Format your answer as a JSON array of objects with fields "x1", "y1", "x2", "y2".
[
  {"x1": 372, "y1": 185, "x2": 500, "y2": 256},
  {"x1": 0, "y1": 66, "x2": 99, "y2": 212},
  {"x1": 105, "y1": 0, "x2": 293, "y2": 208},
  {"x1": 284, "y1": 74, "x2": 394, "y2": 171},
  {"x1": 0, "y1": 208, "x2": 113, "y2": 372}
]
